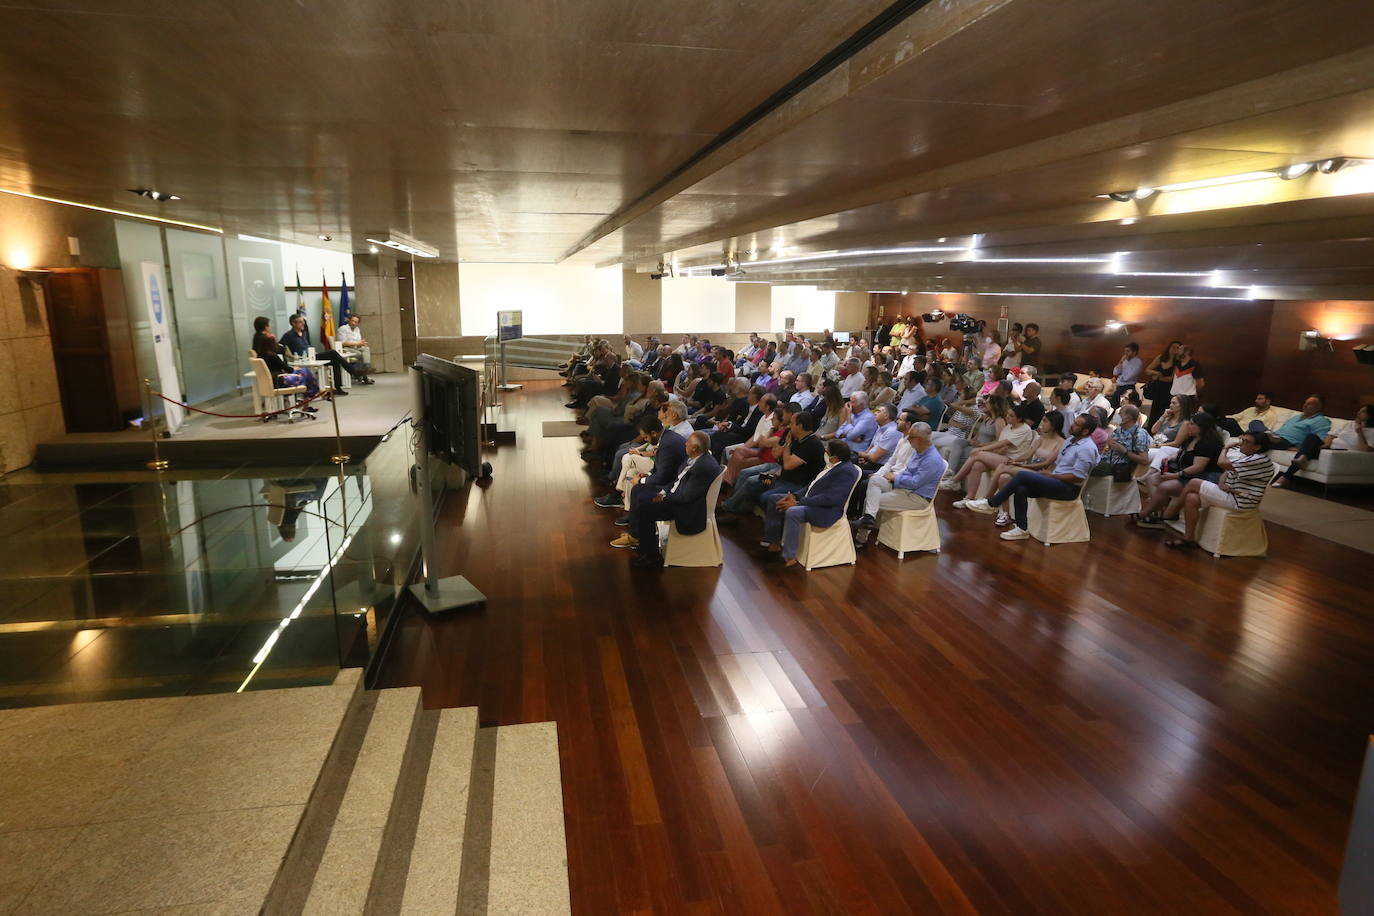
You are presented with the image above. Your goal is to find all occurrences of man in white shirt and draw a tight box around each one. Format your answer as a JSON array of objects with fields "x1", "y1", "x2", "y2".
[
  {"x1": 623, "y1": 335, "x2": 644, "y2": 365},
  {"x1": 335, "y1": 315, "x2": 376, "y2": 384},
  {"x1": 839, "y1": 359, "x2": 866, "y2": 397},
  {"x1": 1076, "y1": 377, "x2": 1111, "y2": 417}
]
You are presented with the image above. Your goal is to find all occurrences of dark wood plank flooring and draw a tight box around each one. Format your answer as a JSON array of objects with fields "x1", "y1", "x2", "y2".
[{"x1": 376, "y1": 381, "x2": 1371, "y2": 914}]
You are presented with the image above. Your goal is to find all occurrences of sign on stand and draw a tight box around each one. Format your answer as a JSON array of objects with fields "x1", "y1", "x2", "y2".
[
  {"x1": 497, "y1": 309, "x2": 523, "y2": 390},
  {"x1": 141, "y1": 260, "x2": 186, "y2": 434}
]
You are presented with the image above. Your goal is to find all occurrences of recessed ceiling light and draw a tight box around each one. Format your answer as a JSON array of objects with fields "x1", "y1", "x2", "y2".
[
  {"x1": 0, "y1": 187, "x2": 219, "y2": 232},
  {"x1": 368, "y1": 245, "x2": 379, "y2": 254},
  {"x1": 318, "y1": 235, "x2": 333, "y2": 241},
  {"x1": 128, "y1": 188, "x2": 181, "y2": 201},
  {"x1": 1280, "y1": 162, "x2": 1315, "y2": 180}
]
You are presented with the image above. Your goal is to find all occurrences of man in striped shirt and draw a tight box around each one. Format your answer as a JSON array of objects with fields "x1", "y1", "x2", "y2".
[{"x1": 1170, "y1": 430, "x2": 1274, "y2": 548}]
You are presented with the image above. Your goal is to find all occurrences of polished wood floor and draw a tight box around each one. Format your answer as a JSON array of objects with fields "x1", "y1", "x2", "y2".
[{"x1": 377, "y1": 382, "x2": 1371, "y2": 914}]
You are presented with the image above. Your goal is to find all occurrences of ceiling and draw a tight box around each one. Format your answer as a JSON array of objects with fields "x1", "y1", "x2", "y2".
[{"x1": 4, "y1": 0, "x2": 1374, "y2": 297}]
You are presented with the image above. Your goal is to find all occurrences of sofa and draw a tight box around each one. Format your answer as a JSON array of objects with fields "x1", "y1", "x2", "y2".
[
  {"x1": 1246, "y1": 407, "x2": 1374, "y2": 489},
  {"x1": 1057, "y1": 373, "x2": 1374, "y2": 490}
]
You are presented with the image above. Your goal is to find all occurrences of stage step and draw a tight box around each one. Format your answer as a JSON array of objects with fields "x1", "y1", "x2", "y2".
[
  {"x1": 301, "y1": 687, "x2": 423, "y2": 914},
  {"x1": 272, "y1": 691, "x2": 568, "y2": 915}
]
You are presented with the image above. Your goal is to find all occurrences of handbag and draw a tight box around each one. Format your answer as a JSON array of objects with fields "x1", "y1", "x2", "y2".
[{"x1": 1111, "y1": 462, "x2": 1133, "y2": 483}]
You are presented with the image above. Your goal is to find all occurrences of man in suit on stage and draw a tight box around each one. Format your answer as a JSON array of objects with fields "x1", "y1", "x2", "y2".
[
  {"x1": 619, "y1": 431, "x2": 721, "y2": 567},
  {"x1": 768, "y1": 439, "x2": 862, "y2": 567}
]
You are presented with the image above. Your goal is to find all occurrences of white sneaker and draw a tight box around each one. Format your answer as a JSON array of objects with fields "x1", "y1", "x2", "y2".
[
  {"x1": 966, "y1": 499, "x2": 995, "y2": 514},
  {"x1": 952, "y1": 498, "x2": 970, "y2": 509},
  {"x1": 994, "y1": 511, "x2": 1011, "y2": 526},
  {"x1": 938, "y1": 479, "x2": 963, "y2": 492},
  {"x1": 1000, "y1": 526, "x2": 1030, "y2": 540}
]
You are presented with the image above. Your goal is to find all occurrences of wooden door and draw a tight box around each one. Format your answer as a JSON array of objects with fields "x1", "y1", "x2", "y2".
[{"x1": 44, "y1": 268, "x2": 122, "y2": 432}]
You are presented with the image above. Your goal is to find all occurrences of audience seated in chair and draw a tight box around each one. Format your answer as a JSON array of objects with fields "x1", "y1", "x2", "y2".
[
  {"x1": 977, "y1": 413, "x2": 1100, "y2": 541},
  {"x1": 1136, "y1": 411, "x2": 1224, "y2": 529},
  {"x1": 853, "y1": 420, "x2": 946, "y2": 547},
  {"x1": 948, "y1": 402, "x2": 1037, "y2": 503},
  {"x1": 1154, "y1": 429, "x2": 1275, "y2": 549},
  {"x1": 765, "y1": 439, "x2": 863, "y2": 568},
  {"x1": 620, "y1": 431, "x2": 721, "y2": 568}
]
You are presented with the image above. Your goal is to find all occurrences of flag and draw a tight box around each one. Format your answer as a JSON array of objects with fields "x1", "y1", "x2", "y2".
[
  {"x1": 320, "y1": 273, "x2": 335, "y2": 350},
  {"x1": 338, "y1": 272, "x2": 351, "y2": 325},
  {"x1": 294, "y1": 269, "x2": 306, "y2": 318}
]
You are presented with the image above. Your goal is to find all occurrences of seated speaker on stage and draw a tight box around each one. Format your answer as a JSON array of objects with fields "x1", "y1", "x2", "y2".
[
  {"x1": 251, "y1": 317, "x2": 320, "y2": 403},
  {"x1": 335, "y1": 315, "x2": 376, "y2": 383},
  {"x1": 279, "y1": 314, "x2": 363, "y2": 393}
]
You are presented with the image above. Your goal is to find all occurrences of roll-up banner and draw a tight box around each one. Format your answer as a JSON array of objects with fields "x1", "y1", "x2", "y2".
[{"x1": 141, "y1": 259, "x2": 186, "y2": 433}]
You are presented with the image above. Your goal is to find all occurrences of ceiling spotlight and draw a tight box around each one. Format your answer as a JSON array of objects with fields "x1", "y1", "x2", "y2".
[
  {"x1": 1280, "y1": 162, "x2": 1314, "y2": 180},
  {"x1": 364, "y1": 232, "x2": 440, "y2": 258},
  {"x1": 1317, "y1": 157, "x2": 1350, "y2": 174},
  {"x1": 318, "y1": 235, "x2": 333, "y2": 241},
  {"x1": 368, "y1": 245, "x2": 379, "y2": 254},
  {"x1": 129, "y1": 188, "x2": 181, "y2": 201},
  {"x1": 1119, "y1": 218, "x2": 1137, "y2": 225},
  {"x1": 1132, "y1": 187, "x2": 1156, "y2": 200},
  {"x1": 1106, "y1": 191, "x2": 1135, "y2": 202}
]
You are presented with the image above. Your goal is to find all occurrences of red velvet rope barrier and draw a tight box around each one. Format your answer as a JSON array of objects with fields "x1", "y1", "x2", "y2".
[{"x1": 151, "y1": 389, "x2": 330, "y2": 420}]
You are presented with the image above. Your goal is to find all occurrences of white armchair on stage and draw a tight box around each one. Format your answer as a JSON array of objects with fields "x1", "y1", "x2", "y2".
[
  {"x1": 248, "y1": 350, "x2": 309, "y2": 422},
  {"x1": 1027, "y1": 478, "x2": 1092, "y2": 546},
  {"x1": 877, "y1": 505, "x2": 941, "y2": 559},
  {"x1": 796, "y1": 476, "x2": 864, "y2": 571},
  {"x1": 1196, "y1": 507, "x2": 1268, "y2": 558},
  {"x1": 658, "y1": 470, "x2": 727, "y2": 567}
]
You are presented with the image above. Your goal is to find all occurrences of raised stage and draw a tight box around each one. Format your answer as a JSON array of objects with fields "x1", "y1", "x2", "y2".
[{"x1": 35, "y1": 374, "x2": 413, "y2": 469}]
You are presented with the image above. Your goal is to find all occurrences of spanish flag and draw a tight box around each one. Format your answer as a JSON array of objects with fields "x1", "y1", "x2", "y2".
[{"x1": 320, "y1": 273, "x2": 335, "y2": 350}]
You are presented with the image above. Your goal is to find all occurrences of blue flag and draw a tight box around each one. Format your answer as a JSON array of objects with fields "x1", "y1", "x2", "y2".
[{"x1": 338, "y1": 272, "x2": 351, "y2": 324}]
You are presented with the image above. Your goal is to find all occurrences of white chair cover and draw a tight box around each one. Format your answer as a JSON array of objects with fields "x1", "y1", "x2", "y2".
[
  {"x1": 797, "y1": 474, "x2": 863, "y2": 570},
  {"x1": 1197, "y1": 506, "x2": 1268, "y2": 558},
  {"x1": 876, "y1": 504, "x2": 941, "y2": 558},
  {"x1": 1083, "y1": 464, "x2": 1146, "y2": 517},
  {"x1": 1027, "y1": 478, "x2": 1091, "y2": 545},
  {"x1": 663, "y1": 470, "x2": 728, "y2": 567}
]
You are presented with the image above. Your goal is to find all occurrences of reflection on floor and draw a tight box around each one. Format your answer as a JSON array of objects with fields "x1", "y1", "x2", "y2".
[{"x1": 0, "y1": 428, "x2": 420, "y2": 709}]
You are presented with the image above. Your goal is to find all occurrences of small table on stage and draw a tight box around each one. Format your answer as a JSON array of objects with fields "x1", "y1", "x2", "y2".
[{"x1": 289, "y1": 358, "x2": 337, "y2": 392}]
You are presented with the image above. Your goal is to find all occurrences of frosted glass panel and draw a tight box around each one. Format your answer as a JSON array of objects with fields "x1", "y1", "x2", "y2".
[
  {"x1": 661, "y1": 277, "x2": 735, "y2": 333},
  {"x1": 459, "y1": 263, "x2": 622, "y2": 335},
  {"x1": 166, "y1": 229, "x2": 237, "y2": 404},
  {"x1": 770, "y1": 286, "x2": 835, "y2": 333}
]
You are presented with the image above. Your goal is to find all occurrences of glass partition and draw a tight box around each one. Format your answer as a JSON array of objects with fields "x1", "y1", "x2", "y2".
[{"x1": 0, "y1": 429, "x2": 417, "y2": 708}]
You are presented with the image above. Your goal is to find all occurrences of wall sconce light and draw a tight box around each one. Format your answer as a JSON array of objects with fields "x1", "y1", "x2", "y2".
[
  {"x1": 1104, "y1": 319, "x2": 1126, "y2": 333},
  {"x1": 1353, "y1": 344, "x2": 1374, "y2": 366},
  {"x1": 1299, "y1": 329, "x2": 1334, "y2": 352}
]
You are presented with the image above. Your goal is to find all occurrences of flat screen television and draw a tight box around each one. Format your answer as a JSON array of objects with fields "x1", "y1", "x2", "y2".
[{"x1": 414, "y1": 353, "x2": 481, "y2": 477}]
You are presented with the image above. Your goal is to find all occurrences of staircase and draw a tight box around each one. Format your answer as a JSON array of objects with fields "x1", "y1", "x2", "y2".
[
  {"x1": 0, "y1": 670, "x2": 570, "y2": 915},
  {"x1": 269, "y1": 670, "x2": 571, "y2": 915}
]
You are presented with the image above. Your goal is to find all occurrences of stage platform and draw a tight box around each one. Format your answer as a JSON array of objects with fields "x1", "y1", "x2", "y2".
[{"x1": 35, "y1": 374, "x2": 413, "y2": 469}]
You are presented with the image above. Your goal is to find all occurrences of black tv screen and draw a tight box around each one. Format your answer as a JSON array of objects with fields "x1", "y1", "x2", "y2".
[{"x1": 414, "y1": 354, "x2": 480, "y2": 476}]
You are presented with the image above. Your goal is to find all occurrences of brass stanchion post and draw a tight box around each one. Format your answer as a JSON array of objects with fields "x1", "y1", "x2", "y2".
[
  {"x1": 328, "y1": 389, "x2": 350, "y2": 535},
  {"x1": 143, "y1": 378, "x2": 170, "y2": 471}
]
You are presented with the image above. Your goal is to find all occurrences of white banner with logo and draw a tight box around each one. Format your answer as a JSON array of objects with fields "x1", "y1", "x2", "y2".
[{"x1": 141, "y1": 259, "x2": 186, "y2": 433}]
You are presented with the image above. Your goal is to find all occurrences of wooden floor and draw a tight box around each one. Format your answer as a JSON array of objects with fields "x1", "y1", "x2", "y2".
[{"x1": 377, "y1": 382, "x2": 1371, "y2": 915}]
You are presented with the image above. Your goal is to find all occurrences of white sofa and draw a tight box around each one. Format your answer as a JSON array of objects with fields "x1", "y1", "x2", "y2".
[{"x1": 1248, "y1": 406, "x2": 1374, "y2": 489}]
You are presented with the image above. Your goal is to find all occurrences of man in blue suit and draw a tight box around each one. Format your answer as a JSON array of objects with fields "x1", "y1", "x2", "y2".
[
  {"x1": 622, "y1": 431, "x2": 721, "y2": 567},
  {"x1": 765, "y1": 439, "x2": 862, "y2": 566}
]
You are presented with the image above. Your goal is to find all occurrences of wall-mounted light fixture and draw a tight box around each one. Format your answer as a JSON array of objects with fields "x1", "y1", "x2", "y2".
[{"x1": 1299, "y1": 329, "x2": 1335, "y2": 352}]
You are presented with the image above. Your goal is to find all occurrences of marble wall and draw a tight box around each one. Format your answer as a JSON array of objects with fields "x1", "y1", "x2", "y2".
[{"x1": 0, "y1": 267, "x2": 64, "y2": 472}]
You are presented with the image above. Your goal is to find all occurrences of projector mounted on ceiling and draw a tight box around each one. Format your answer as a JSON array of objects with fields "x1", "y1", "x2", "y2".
[{"x1": 364, "y1": 231, "x2": 439, "y2": 259}]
